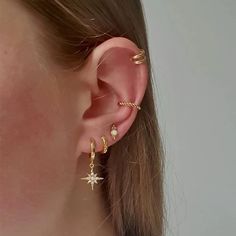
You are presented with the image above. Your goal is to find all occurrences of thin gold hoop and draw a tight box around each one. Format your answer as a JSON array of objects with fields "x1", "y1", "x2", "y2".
[
  {"x1": 90, "y1": 137, "x2": 96, "y2": 160},
  {"x1": 131, "y1": 49, "x2": 146, "y2": 64}
]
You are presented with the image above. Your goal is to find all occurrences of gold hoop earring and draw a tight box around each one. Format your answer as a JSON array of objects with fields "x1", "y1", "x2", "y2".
[
  {"x1": 101, "y1": 136, "x2": 108, "y2": 153},
  {"x1": 131, "y1": 49, "x2": 146, "y2": 64},
  {"x1": 118, "y1": 101, "x2": 141, "y2": 110},
  {"x1": 81, "y1": 138, "x2": 104, "y2": 191}
]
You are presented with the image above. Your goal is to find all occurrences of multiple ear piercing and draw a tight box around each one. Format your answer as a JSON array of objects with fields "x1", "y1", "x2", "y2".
[{"x1": 81, "y1": 49, "x2": 146, "y2": 191}]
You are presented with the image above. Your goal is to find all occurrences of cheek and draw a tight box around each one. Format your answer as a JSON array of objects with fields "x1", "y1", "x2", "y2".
[
  {"x1": 0, "y1": 70, "x2": 74, "y2": 225},
  {"x1": 0, "y1": 8, "x2": 77, "y2": 231},
  {"x1": 0, "y1": 86, "x2": 53, "y2": 151}
]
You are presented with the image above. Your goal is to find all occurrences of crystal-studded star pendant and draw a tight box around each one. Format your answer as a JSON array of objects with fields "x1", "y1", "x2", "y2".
[{"x1": 81, "y1": 171, "x2": 104, "y2": 191}]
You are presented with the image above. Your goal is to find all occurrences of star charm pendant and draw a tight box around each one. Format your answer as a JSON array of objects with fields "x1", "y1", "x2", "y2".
[{"x1": 81, "y1": 171, "x2": 104, "y2": 190}]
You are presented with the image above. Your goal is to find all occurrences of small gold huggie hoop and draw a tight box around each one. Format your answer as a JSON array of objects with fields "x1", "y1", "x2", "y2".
[
  {"x1": 118, "y1": 101, "x2": 141, "y2": 110},
  {"x1": 90, "y1": 138, "x2": 96, "y2": 160},
  {"x1": 81, "y1": 138, "x2": 104, "y2": 191},
  {"x1": 131, "y1": 49, "x2": 146, "y2": 65},
  {"x1": 101, "y1": 136, "x2": 108, "y2": 154}
]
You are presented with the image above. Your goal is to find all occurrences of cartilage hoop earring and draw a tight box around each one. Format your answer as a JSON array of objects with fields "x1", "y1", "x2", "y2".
[
  {"x1": 118, "y1": 101, "x2": 141, "y2": 110},
  {"x1": 131, "y1": 49, "x2": 146, "y2": 65},
  {"x1": 81, "y1": 138, "x2": 104, "y2": 191}
]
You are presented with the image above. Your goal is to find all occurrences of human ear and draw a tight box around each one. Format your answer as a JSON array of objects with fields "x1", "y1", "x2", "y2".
[{"x1": 75, "y1": 37, "x2": 148, "y2": 155}]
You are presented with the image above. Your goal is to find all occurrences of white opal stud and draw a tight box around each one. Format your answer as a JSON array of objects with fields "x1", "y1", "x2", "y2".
[{"x1": 110, "y1": 124, "x2": 118, "y2": 140}]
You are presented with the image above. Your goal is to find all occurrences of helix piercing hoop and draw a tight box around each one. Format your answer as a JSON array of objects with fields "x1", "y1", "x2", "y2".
[
  {"x1": 81, "y1": 138, "x2": 104, "y2": 191},
  {"x1": 131, "y1": 49, "x2": 146, "y2": 65},
  {"x1": 118, "y1": 101, "x2": 141, "y2": 110}
]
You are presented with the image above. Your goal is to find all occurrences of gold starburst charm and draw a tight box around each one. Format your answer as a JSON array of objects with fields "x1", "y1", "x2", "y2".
[
  {"x1": 81, "y1": 138, "x2": 104, "y2": 191},
  {"x1": 81, "y1": 171, "x2": 104, "y2": 191}
]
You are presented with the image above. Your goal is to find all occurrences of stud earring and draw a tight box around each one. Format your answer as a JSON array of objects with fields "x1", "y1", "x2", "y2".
[
  {"x1": 81, "y1": 138, "x2": 104, "y2": 191},
  {"x1": 118, "y1": 101, "x2": 141, "y2": 110},
  {"x1": 101, "y1": 136, "x2": 108, "y2": 153},
  {"x1": 110, "y1": 124, "x2": 118, "y2": 140},
  {"x1": 131, "y1": 49, "x2": 146, "y2": 65}
]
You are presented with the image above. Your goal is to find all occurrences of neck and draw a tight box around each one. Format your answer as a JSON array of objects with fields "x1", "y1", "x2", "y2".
[{"x1": 53, "y1": 154, "x2": 114, "y2": 236}]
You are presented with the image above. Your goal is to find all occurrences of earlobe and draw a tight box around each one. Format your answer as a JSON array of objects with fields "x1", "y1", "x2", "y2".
[{"x1": 76, "y1": 37, "x2": 148, "y2": 156}]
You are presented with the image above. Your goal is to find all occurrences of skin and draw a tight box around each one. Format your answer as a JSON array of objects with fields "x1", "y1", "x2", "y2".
[{"x1": 0, "y1": 0, "x2": 148, "y2": 235}]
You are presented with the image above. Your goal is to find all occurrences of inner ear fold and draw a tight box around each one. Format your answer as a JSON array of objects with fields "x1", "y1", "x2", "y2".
[
  {"x1": 97, "y1": 47, "x2": 138, "y2": 102},
  {"x1": 83, "y1": 80, "x2": 117, "y2": 119},
  {"x1": 83, "y1": 47, "x2": 136, "y2": 120}
]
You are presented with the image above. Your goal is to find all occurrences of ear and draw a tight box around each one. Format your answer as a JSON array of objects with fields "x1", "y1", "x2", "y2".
[{"x1": 76, "y1": 37, "x2": 148, "y2": 155}]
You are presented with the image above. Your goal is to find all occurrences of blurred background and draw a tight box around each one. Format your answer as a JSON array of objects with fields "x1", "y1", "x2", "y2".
[{"x1": 142, "y1": 0, "x2": 236, "y2": 235}]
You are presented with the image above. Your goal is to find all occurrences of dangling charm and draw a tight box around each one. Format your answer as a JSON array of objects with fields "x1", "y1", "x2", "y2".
[
  {"x1": 110, "y1": 124, "x2": 118, "y2": 140},
  {"x1": 81, "y1": 171, "x2": 104, "y2": 191},
  {"x1": 81, "y1": 138, "x2": 104, "y2": 191}
]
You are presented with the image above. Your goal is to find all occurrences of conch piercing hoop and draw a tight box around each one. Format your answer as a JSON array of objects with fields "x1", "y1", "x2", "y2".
[
  {"x1": 118, "y1": 101, "x2": 141, "y2": 110},
  {"x1": 81, "y1": 138, "x2": 104, "y2": 191},
  {"x1": 131, "y1": 49, "x2": 146, "y2": 64}
]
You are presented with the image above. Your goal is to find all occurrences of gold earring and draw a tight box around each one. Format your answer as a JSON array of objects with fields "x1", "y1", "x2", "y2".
[
  {"x1": 118, "y1": 101, "x2": 141, "y2": 110},
  {"x1": 81, "y1": 138, "x2": 104, "y2": 191},
  {"x1": 131, "y1": 49, "x2": 146, "y2": 64},
  {"x1": 101, "y1": 136, "x2": 108, "y2": 153},
  {"x1": 110, "y1": 124, "x2": 118, "y2": 140}
]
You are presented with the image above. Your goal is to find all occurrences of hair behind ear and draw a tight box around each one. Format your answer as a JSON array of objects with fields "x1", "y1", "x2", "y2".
[{"x1": 100, "y1": 76, "x2": 165, "y2": 235}]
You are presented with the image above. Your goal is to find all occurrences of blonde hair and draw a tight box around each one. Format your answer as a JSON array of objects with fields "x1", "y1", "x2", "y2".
[{"x1": 21, "y1": 0, "x2": 165, "y2": 235}]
